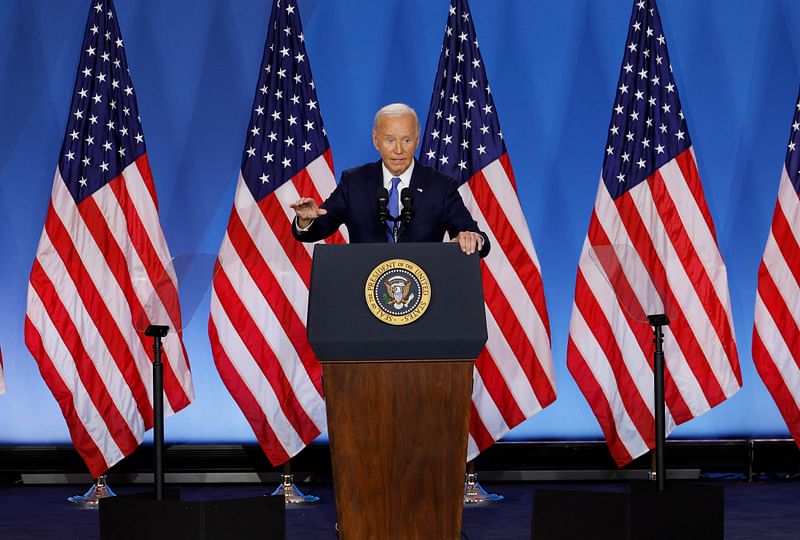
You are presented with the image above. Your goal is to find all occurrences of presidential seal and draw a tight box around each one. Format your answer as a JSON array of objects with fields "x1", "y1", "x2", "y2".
[{"x1": 365, "y1": 259, "x2": 431, "y2": 325}]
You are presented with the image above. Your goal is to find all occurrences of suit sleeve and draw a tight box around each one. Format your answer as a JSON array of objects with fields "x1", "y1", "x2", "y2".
[
  {"x1": 443, "y1": 181, "x2": 491, "y2": 258},
  {"x1": 292, "y1": 171, "x2": 351, "y2": 243}
]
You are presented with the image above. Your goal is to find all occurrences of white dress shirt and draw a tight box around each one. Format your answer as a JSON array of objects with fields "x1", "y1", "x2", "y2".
[{"x1": 382, "y1": 161, "x2": 414, "y2": 214}]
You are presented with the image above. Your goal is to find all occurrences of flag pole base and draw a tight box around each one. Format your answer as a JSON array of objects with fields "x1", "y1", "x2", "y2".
[
  {"x1": 463, "y1": 472, "x2": 503, "y2": 504},
  {"x1": 67, "y1": 475, "x2": 116, "y2": 509},
  {"x1": 270, "y1": 473, "x2": 320, "y2": 504}
]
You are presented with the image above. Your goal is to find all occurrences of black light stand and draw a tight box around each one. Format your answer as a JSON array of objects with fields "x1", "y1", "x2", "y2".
[
  {"x1": 100, "y1": 324, "x2": 285, "y2": 540},
  {"x1": 646, "y1": 314, "x2": 669, "y2": 492},
  {"x1": 532, "y1": 312, "x2": 724, "y2": 539},
  {"x1": 144, "y1": 324, "x2": 169, "y2": 501}
]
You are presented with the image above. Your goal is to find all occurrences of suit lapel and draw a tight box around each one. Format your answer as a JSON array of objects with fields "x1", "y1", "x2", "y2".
[
  {"x1": 367, "y1": 160, "x2": 383, "y2": 190},
  {"x1": 362, "y1": 161, "x2": 386, "y2": 241},
  {"x1": 364, "y1": 160, "x2": 384, "y2": 215}
]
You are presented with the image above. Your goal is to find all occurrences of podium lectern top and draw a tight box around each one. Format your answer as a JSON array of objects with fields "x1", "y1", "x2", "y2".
[{"x1": 307, "y1": 242, "x2": 487, "y2": 361}]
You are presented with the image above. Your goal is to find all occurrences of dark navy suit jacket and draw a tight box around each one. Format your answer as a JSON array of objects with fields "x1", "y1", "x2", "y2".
[{"x1": 293, "y1": 160, "x2": 490, "y2": 258}]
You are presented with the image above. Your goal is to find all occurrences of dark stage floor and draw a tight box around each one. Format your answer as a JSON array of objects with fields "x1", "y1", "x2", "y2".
[{"x1": 1, "y1": 479, "x2": 799, "y2": 539}]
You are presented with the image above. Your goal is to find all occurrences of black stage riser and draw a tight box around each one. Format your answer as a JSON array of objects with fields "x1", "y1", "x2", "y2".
[
  {"x1": 532, "y1": 482, "x2": 723, "y2": 540},
  {"x1": 3, "y1": 440, "x2": 800, "y2": 481},
  {"x1": 99, "y1": 488, "x2": 285, "y2": 540}
]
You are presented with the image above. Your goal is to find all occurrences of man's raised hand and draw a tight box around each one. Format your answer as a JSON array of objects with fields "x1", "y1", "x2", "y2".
[{"x1": 290, "y1": 197, "x2": 327, "y2": 229}]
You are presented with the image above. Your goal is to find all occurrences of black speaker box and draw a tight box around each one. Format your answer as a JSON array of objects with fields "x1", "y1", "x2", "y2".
[
  {"x1": 99, "y1": 488, "x2": 285, "y2": 540},
  {"x1": 628, "y1": 481, "x2": 723, "y2": 539},
  {"x1": 532, "y1": 482, "x2": 723, "y2": 540},
  {"x1": 532, "y1": 488, "x2": 630, "y2": 540}
]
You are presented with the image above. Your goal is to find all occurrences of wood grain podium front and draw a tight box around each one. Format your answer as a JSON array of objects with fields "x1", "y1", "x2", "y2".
[
  {"x1": 323, "y1": 359, "x2": 473, "y2": 539},
  {"x1": 307, "y1": 243, "x2": 486, "y2": 540}
]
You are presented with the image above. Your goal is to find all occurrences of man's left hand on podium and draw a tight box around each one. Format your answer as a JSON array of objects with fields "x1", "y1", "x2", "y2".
[{"x1": 452, "y1": 231, "x2": 484, "y2": 256}]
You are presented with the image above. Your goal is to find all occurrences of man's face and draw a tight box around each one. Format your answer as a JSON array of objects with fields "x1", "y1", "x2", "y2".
[{"x1": 372, "y1": 113, "x2": 419, "y2": 176}]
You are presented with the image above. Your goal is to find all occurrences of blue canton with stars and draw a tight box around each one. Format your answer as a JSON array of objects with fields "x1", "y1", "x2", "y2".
[
  {"x1": 419, "y1": 0, "x2": 505, "y2": 187},
  {"x1": 602, "y1": 0, "x2": 691, "y2": 199},
  {"x1": 241, "y1": 0, "x2": 329, "y2": 202},
  {"x1": 784, "y1": 89, "x2": 800, "y2": 195},
  {"x1": 59, "y1": 0, "x2": 145, "y2": 204}
]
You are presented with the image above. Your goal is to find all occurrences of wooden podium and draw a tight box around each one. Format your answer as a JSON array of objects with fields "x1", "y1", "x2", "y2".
[{"x1": 307, "y1": 243, "x2": 487, "y2": 540}]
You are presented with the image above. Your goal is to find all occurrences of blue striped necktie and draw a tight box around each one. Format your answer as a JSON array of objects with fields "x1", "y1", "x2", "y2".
[{"x1": 386, "y1": 177, "x2": 400, "y2": 242}]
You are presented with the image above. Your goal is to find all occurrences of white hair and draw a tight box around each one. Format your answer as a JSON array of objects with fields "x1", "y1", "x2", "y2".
[{"x1": 373, "y1": 103, "x2": 420, "y2": 134}]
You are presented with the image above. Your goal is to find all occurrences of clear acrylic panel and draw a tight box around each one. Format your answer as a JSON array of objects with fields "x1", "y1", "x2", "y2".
[
  {"x1": 132, "y1": 253, "x2": 217, "y2": 333},
  {"x1": 588, "y1": 244, "x2": 678, "y2": 324}
]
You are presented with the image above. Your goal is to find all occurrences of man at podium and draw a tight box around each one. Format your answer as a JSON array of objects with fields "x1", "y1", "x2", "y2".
[{"x1": 290, "y1": 103, "x2": 490, "y2": 257}]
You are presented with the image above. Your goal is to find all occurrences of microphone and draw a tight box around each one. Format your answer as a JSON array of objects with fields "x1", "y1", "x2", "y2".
[
  {"x1": 394, "y1": 188, "x2": 414, "y2": 242},
  {"x1": 400, "y1": 188, "x2": 414, "y2": 225},
  {"x1": 376, "y1": 186, "x2": 390, "y2": 226}
]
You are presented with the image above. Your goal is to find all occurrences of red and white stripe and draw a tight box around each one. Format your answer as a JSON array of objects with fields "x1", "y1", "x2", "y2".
[
  {"x1": 25, "y1": 156, "x2": 193, "y2": 477},
  {"x1": 753, "y1": 168, "x2": 800, "y2": 445},
  {"x1": 568, "y1": 149, "x2": 741, "y2": 466},
  {"x1": 458, "y1": 154, "x2": 556, "y2": 459},
  {"x1": 209, "y1": 151, "x2": 346, "y2": 466}
]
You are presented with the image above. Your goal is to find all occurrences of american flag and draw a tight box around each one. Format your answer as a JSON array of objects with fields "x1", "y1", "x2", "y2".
[
  {"x1": 566, "y1": 0, "x2": 741, "y2": 466},
  {"x1": 752, "y1": 88, "x2": 800, "y2": 447},
  {"x1": 420, "y1": 0, "x2": 556, "y2": 459},
  {"x1": 24, "y1": 0, "x2": 193, "y2": 477},
  {"x1": 208, "y1": 0, "x2": 345, "y2": 466}
]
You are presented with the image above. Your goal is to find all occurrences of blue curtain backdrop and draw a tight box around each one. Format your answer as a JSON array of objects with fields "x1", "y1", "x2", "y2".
[{"x1": 1, "y1": 0, "x2": 799, "y2": 445}]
